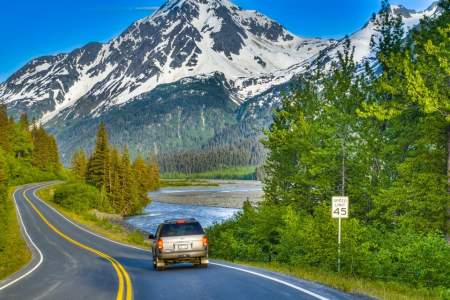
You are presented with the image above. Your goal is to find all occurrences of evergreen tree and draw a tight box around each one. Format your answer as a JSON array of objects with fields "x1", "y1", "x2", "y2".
[
  {"x1": 370, "y1": 0, "x2": 404, "y2": 71},
  {"x1": 119, "y1": 145, "x2": 138, "y2": 216},
  {"x1": 31, "y1": 126, "x2": 60, "y2": 171},
  {"x1": 48, "y1": 135, "x2": 61, "y2": 170},
  {"x1": 86, "y1": 122, "x2": 110, "y2": 188},
  {"x1": 0, "y1": 149, "x2": 8, "y2": 252},
  {"x1": 71, "y1": 150, "x2": 88, "y2": 180},
  {"x1": 147, "y1": 155, "x2": 160, "y2": 191},
  {"x1": 10, "y1": 121, "x2": 33, "y2": 160},
  {"x1": 133, "y1": 155, "x2": 151, "y2": 208},
  {"x1": 109, "y1": 148, "x2": 121, "y2": 213},
  {"x1": 18, "y1": 113, "x2": 29, "y2": 131},
  {"x1": 0, "y1": 104, "x2": 11, "y2": 153}
]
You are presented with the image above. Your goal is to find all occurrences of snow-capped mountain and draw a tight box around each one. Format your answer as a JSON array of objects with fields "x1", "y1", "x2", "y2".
[
  {"x1": 0, "y1": 0, "x2": 439, "y2": 163},
  {"x1": 0, "y1": 0, "x2": 331, "y2": 124},
  {"x1": 313, "y1": 3, "x2": 439, "y2": 69},
  {"x1": 239, "y1": 2, "x2": 440, "y2": 123}
]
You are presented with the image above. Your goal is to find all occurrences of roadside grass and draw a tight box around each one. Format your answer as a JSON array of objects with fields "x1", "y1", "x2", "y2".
[
  {"x1": 230, "y1": 260, "x2": 449, "y2": 300},
  {"x1": 160, "y1": 179, "x2": 219, "y2": 187},
  {"x1": 36, "y1": 186, "x2": 150, "y2": 250},
  {"x1": 162, "y1": 166, "x2": 257, "y2": 180},
  {"x1": 0, "y1": 188, "x2": 32, "y2": 280}
]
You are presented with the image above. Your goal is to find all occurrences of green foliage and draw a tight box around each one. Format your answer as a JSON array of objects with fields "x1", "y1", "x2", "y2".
[
  {"x1": 71, "y1": 149, "x2": 87, "y2": 180},
  {"x1": 0, "y1": 151, "x2": 9, "y2": 253},
  {"x1": 208, "y1": 203, "x2": 450, "y2": 289},
  {"x1": 0, "y1": 108, "x2": 62, "y2": 280},
  {"x1": 0, "y1": 105, "x2": 11, "y2": 152},
  {"x1": 86, "y1": 122, "x2": 110, "y2": 188},
  {"x1": 31, "y1": 125, "x2": 61, "y2": 171},
  {"x1": 54, "y1": 182, "x2": 102, "y2": 213}
]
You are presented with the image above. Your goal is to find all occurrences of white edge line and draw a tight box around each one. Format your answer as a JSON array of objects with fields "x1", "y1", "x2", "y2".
[
  {"x1": 31, "y1": 185, "x2": 149, "y2": 252},
  {"x1": 0, "y1": 187, "x2": 44, "y2": 291},
  {"x1": 210, "y1": 262, "x2": 331, "y2": 300},
  {"x1": 28, "y1": 184, "x2": 331, "y2": 299}
]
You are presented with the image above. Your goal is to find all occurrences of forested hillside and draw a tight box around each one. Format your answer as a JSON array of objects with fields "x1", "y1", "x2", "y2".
[
  {"x1": 0, "y1": 105, "x2": 62, "y2": 278},
  {"x1": 208, "y1": 0, "x2": 450, "y2": 295}
]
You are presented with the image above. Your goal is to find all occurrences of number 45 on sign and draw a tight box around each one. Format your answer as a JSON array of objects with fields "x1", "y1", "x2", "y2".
[{"x1": 332, "y1": 196, "x2": 349, "y2": 219}]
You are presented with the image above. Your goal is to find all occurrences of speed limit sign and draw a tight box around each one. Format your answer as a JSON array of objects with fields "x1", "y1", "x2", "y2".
[{"x1": 332, "y1": 196, "x2": 349, "y2": 219}]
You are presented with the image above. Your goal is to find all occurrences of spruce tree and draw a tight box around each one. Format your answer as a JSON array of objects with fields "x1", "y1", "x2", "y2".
[
  {"x1": 71, "y1": 150, "x2": 88, "y2": 180},
  {"x1": 147, "y1": 155, "x2": 161, "y2": 191},
  {"x1": 86, "y1": 123, "x2": 110, "y2": 189},
  {"x1": 10, "y1": 120, "x2": 33, "y2": 160},
  {"x1": 119, "y1": 145, "x2": 137, "y2": 216},
  {"x1": 0, "y1": 104, "x2": 11, "y2": 153},
  {"x1": 370, "y1": 0, "x2": 404, "y2": 71},
  {"x1": 132, "y1": 155, "x2": 151, "y2": 208},
  {"x1": 48, "y1": 136, "x2": 61, "y2": 170},
  {"x1": 19, "y1": 113, "x2": 29, "y2": 131},
  {"x1": 0, "y1": 150, "x2": 8, "y2": 252},
  {"x1": 109, "y1": 148, "x2": 121, "y2": 213}
]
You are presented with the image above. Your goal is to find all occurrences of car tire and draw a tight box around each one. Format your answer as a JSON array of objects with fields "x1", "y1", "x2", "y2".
[
  {"x1": 194, "y1": 262, "x2": 208, "y2": 268},
  {"x1": 155, "y1": 258, "x2": 165, "y2": 271}
]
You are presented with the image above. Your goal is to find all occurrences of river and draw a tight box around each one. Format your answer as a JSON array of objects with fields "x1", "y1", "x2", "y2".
[{"x1": 125, "y1": 180, "x2": 263, "y2": 234}]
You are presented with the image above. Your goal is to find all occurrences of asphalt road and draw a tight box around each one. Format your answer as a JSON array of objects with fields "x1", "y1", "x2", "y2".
[{"x1": 0, "y1": 183, "x2": 363, "y2": 300}]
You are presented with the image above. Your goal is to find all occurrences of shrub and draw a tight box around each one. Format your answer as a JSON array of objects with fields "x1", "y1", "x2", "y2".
[
  {"x1": 54, "y1": 182, "x2": 102, "y2": 213},
  {"x1": 208, "y1": 202, "x2": 450, "y2": 289}
]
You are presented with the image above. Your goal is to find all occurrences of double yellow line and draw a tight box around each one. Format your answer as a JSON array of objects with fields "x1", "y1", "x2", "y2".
[{"x1": 22, "y1": 187, "x2": 133, "y2": 300}]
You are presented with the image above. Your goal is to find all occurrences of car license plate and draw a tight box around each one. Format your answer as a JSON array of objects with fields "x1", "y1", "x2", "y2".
[{"x1": 178, "y1": 244, "x2": 188, "y2": 250}]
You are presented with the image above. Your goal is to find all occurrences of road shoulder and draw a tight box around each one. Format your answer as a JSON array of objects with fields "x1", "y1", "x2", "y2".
[{"x1": 0, "y1": 186, "x2": 39, "y2": 289}]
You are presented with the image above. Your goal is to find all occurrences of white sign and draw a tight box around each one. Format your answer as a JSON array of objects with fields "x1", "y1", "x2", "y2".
[{"x1": 332, "y1": 196, "x2": 349, "y2": 219}]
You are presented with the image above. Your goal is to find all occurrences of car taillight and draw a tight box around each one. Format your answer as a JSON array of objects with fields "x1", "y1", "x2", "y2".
[
  {"x1": 157, "y1": 239, "x2": 163, "y2": 250},
  {"x1": 203, "y1": 236, "x2": 208, "y2": 247}
]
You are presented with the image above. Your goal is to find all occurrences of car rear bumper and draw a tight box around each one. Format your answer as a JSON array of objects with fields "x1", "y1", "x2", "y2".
[{"x1": 158, "y1": 250, "x2": 208, "y2": 260}]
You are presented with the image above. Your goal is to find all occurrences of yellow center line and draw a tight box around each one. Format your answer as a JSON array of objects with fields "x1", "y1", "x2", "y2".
[{"x1": 21, "y1": 186, "x2": 133, "y2": 300}]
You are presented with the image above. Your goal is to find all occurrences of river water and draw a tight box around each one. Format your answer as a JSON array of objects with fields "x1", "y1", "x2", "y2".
[{"x1": 125, "y1": 180, "x2": 263, "y2": 234}]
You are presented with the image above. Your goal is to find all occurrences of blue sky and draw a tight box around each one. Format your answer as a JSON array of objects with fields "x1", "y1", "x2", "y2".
[{"x1": 0, "y1": 0, "x2": 435, "y2": 81}]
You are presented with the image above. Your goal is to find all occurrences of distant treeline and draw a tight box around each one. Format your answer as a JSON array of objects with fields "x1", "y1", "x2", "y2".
[
  {"x1": 157, "y1": 140, "x2": 266, "y2": 174},
  {"x1": 70, "y1": 123, "x2": 160, "y2": 216}
]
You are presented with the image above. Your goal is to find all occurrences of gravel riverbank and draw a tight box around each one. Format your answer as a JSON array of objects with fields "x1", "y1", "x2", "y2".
[{"x1": 151, "y1": 180, "x2": 264, "y2": 208}]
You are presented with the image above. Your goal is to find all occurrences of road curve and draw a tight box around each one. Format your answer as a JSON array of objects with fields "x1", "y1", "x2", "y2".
[{"x1": 0, "y1": 183, "x2": 363, "y2": 300}]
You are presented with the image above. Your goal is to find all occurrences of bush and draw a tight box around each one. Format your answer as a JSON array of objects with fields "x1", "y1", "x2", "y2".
[
  {"x1": 54, "y1": 182, "x2": 103, "y2": 213},
  {"x1": 4, "y1": 155, "x2": 65, "y2": 186},
  {"x1": 208, "y1": 202, "x2": 450, "y2": 289}
]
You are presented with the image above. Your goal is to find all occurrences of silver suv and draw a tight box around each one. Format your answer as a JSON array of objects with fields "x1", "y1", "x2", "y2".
[{"x1": 150, "y1": 219, "x2": 209, "y2": 271}]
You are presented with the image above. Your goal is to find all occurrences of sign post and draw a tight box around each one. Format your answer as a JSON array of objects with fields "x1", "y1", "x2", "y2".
[{"x1": 332, "y1": 196, "x2": 349, "y2": 272}]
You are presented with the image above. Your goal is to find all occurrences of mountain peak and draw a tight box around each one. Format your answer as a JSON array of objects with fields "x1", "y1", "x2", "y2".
[{"x1": 1, "y1": 0, "x2": 333, "y2": 124}]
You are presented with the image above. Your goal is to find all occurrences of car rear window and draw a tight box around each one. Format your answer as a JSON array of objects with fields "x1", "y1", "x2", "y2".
[{"x1": 160, "y1": 222, "x2": 205, "y2": 237}]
